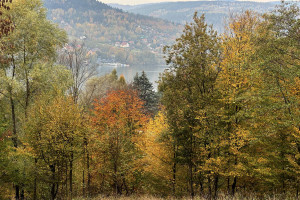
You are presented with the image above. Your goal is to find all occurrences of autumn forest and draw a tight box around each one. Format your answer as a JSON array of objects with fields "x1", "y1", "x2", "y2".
[{"x1": 0, "y1": 0, "x2": 299, "y2": 199}]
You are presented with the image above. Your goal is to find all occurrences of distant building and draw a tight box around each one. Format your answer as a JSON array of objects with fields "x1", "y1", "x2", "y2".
[
  {"x1": 80, "y1": 35, "x2": 87, "y2": 40},
  {"x1": 87, "y1": 50, "x2": 96, "y2": 56},
  {"x1": 64, "y1": 45, "x2": 74, "y2": 52},
  {"x1": 120, "y1": 42, "x2": 130, "y2": 48}
]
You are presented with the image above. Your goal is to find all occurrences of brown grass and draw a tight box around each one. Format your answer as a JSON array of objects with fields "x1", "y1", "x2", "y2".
[{"x1": 74, "y1": 193, "x2": 297, "y2": 200}]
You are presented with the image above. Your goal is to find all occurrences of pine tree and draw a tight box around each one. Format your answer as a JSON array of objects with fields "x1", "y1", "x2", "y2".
[{"x1": 132, "y1": 71, "x2": 159, "y2": 116}]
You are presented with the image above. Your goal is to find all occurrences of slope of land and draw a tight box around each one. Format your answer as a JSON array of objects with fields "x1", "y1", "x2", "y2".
[{"x1": 44, "y1": 0, "x2": 182, "y2": 65}]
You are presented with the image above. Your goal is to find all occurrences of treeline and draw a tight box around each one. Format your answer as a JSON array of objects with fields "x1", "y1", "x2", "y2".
[
  {"x1": 0, "y1": 0, "x2": 299, "y2": 200},
  {"x1": 95, "y1": 44, "x2": 162, "y2": 65},
  {"x1": 121, "y1": 1, "x2": 277, "y2": 33}
]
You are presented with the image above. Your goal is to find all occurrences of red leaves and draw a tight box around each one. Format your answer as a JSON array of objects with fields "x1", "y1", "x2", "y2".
[{"x1": 0, "y1": 0, "x2": 14, "y2": 44}]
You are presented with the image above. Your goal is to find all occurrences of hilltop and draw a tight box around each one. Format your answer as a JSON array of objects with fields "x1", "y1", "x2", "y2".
[{"x1": 110, "y1": 1, "x2": 280, "y2": 32}]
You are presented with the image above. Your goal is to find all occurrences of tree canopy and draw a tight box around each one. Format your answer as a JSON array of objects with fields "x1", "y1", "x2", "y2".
[{"x1": 0, "y1": 1, "x2": 299, "y2": 199}]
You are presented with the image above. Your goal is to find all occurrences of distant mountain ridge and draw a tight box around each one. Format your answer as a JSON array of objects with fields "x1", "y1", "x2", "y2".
[
  {"x1": 44, "y1": 0, "x2": 112, "y2": 10},
  {"x1": 110, "y1": 0, "x2": 281, "y2": 32}
]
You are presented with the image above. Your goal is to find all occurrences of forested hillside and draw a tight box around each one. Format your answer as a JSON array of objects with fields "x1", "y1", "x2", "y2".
[
  {"x1": 111, "y1": 1, "x2": 279, "y2": 32},
  {"x1": 0, "y1": 0, "x2": 299, "y2": 199},
  {"x1": 44, "y1": 0, "x2": 182, "y2": 65}
]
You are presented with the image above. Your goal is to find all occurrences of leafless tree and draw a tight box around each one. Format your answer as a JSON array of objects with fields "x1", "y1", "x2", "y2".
[{"x1": 58, "y1": 40, "x2": 97, "y2": 103}]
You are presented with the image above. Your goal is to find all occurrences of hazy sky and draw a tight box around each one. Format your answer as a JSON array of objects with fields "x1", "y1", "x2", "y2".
[{"x1": 100, "y1": 0, "x2": 278, "y2": 5}]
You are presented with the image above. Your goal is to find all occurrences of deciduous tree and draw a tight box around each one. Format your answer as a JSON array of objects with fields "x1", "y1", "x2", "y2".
[
  {"x1": 91, "y1": 89, "x2": 148, "y2": 195},
  {"x1": 26, "y1": 96, "x2": 85, "y2": 200},
  {"x1": 160, "y1": 12, "x2": 222, "y2": 198}
]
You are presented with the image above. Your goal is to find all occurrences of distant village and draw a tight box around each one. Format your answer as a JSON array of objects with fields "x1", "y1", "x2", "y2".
[{"x1": 57, "y1": 18, "x2": 176, "y2": 65}]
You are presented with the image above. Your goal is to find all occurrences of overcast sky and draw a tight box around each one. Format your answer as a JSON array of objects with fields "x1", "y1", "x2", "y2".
[{"x1": 100, "y1": 0, "x2": 279, "y2": 5}]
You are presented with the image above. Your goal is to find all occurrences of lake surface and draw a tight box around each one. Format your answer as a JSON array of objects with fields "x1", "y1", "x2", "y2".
[{"x1": 97, "y1": 64, "x2": 169, "y2": 90}]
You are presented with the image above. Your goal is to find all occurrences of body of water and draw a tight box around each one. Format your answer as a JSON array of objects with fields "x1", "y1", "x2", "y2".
[{"x1": 97, "y1": 64, "x2": 169, "y2": 90}]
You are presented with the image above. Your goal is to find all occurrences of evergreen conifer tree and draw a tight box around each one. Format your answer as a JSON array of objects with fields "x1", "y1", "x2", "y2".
[{"x1": 133, "y1": 71, "x2": 159, "y2": 116}]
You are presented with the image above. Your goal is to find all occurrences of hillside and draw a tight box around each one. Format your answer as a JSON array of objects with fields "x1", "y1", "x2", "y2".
[
  {"x1": 43, "y1": 0, "x2": 182, "y2": 65},
  {"x1": 110, "y1": 1, "x2": 280, "y2": 32}
]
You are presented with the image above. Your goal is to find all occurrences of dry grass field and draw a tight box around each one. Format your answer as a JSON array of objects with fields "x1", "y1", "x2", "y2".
[{"x1": 74, "y1": 193, "x2": 298, "y2": 200}]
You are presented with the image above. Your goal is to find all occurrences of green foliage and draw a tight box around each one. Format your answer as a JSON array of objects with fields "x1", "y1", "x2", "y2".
[
  {"x1": 157, "y1": 2, "x2": 299, "y2": 198},
  {"x1": 80, "y1": 69, "x2": 126, "y2": 108},
  {"x1": 159, "y1": 12, "x2": 222, "y2": 197},
  {"x1": 0, "y1": 0, "x2": 68, "y2": 198},
  {"x1": 251, "y1": 1, "x2": 300, "y2": 192}
]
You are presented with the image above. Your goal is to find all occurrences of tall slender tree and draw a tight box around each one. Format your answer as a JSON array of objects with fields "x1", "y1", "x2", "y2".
[
  {"x1": 217, "y1": 11, "x2": 260, "y2": 195},
  {"x1": 0, "y1": 0, "x2": 66, "y2": 198},
  {"x1": 159, "y1": 12, "x2": 221, "y2": 198},
  {"x1": 58, "y1": 40, "x2": 97, "y2": 104},
  {"x1": 91, "y1": 89, "x2": 148, "y2": 195},
  {"x1": 26, "y1": 96, "x2": 85, "y2": 200},
  {"x1": 253, "y1": 1, "x2": 300, "y2": 194}
]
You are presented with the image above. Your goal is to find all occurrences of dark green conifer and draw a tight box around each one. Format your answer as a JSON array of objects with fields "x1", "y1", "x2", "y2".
[{"x1": 132, "y1": 71, "x2": 159, "y2": 116}]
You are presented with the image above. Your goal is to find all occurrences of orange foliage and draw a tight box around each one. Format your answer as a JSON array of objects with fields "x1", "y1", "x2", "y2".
[
  {"x1": 90, "y1": 89, "x2": 149, "y2": 194},
  {"x1": 91, "y1": 89, "x2": 148, "y2": 134}
]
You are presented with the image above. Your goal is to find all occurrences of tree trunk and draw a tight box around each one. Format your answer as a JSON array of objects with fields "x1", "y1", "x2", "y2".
[
  {"x1": 10, "y1": 91, "x2": 17, "y2": 147},
  {"x1": 208, "y1": 176, "x2": 212, "y2": 200},
  {"x1": 20, "y1": 189, "x2": 24, "y2": 200},
  {"x1": 282, "y1": 178, "x2": 285, "y2": 195},
  {"x1": 83, "y1": 137, "x2": 88, "y2": 197},
  {"x1": 87, "y1": 151, "x2": 90, "y2": 196},
  {"x1": 65, "y1": 161, "x2": 68, "y2": 199},
  {"x1": 122, "y1": 174, "x2": 129, "y2": 195},
  {"x1": 199, "y1": 180, "x2": 203, "y2": 197},
  {"x1": 50, "y1": 165, "x2": 57, "y2": 200},
  {"x1": 227, "y1": 177, "x2": 230, "y2": 195},
  {"x1": 189, "y1": 128, "x2": 194, "y2": 198},
  {"x1": 82, "y1": 170, "x2": 85, "y2": 197},
  {"x1": 213, "y1": 175, "x2": 219, "y2": 199},
  {"x1": 114, "y1": 161, "x2": 118, "y2": 195},
  {"x1": 24, "y1": 71, "x2": 30, "y2": 119},
  {"x1": 69, "y1": 152, "x2": 73, "y2": 200},
  {"x1": 296, "y1": 184, "x2": 299, "y2": 200},
  {"x1": 172, "y1": 151, "x2": 176, "y2": 196},
  {"x1": 15, "y1": 185, "x2": 19, "y2": 200},
  {"x1": 189, "y1": 162, "x2": 194, "y2": 198},
  {"x1": 33, "y1": 159, "x2": 37, "y2": 200},
  {"x1": 10, "y1": 64, "x2": 19, "y2": 200},
  {"x1": 231, "y1": 176, "x2": 237, "y2": 196}
]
